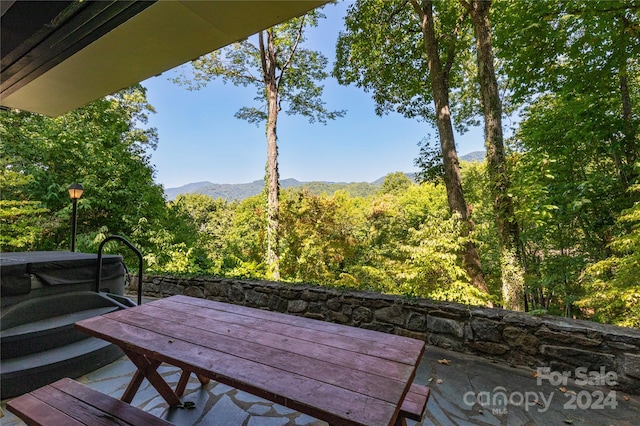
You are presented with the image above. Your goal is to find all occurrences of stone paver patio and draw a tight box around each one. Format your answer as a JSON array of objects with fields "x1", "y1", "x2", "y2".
[{"x1": 2, "y1": 345, "x2": 639, "y2": 425}]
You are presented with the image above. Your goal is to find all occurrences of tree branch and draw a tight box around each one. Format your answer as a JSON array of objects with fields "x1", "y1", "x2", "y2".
[
  {"x1": 443, "y1": 10, "x2": 469, "y2": 78},
  {"x1": 390, "y1": 0, "x2": 411, "y2": 21},
  {"x1": 458, "y1": 0, "x2": 472, "y2": 13},
  {"x1": 278, "y1": 15, "x2": 307, "y2": 84},
  {"x1": 408, "y1": 0, "x2": 424, "y2": 20},
  {"x1": 258, "y1": 31, "x2": 269, "y2": 82}
]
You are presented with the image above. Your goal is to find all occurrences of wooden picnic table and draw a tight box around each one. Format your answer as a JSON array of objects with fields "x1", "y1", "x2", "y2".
[{"x1": 74, "y1": 295, "x2": 425, "y2": 425}]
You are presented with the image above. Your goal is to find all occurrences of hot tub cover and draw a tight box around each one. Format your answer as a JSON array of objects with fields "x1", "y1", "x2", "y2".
[{"x1": 1, "y1": 251, "x2": 124, "y2": 296}]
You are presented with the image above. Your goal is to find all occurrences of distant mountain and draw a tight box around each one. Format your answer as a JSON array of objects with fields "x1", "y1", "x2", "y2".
[
  {"x1": 164, "y1": 182, "x2": 211, "y2": 200},
  {"x1": 460, "y1": 151, "x2": 485, "y2": 162},
  {"x1": 166, "y1": 176, "x2": 390, "y2": 201},
  {"x1": 164, "y1": 156, "x2": 482, "y2": 201},
  {"x1": 371, "y1": 172, "x2": 417, "y2": 186},
  {"x1": 166, "y1": 179, "x2": 295, "y2": 201}
]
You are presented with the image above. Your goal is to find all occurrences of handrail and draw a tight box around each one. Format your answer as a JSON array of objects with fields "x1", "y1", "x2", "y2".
[{"x1": 97, "y1": 235, "x2": 143, "y2": 306}]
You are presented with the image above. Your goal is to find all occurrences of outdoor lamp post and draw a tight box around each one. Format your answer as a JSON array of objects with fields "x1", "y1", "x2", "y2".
[{"x1": 68, "y1": 183, "x2": 84, "y2": 252}]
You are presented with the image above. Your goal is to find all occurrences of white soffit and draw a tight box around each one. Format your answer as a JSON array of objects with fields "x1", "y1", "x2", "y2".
[{"x1": 0, "y1": 0, "x2": 328, "y2": 117}]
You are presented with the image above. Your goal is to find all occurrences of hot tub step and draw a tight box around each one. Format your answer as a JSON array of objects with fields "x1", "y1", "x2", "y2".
[
  {"x1": 1, "y1": 306, "x2": 119, "y2": 359},
  {"x1": 0, "y1": 337, "x2": 123, "y2": 399}
]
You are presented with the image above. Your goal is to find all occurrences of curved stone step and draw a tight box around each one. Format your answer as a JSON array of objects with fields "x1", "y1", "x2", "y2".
[
  {"x1": 1, "y1": 306, "x2": 118, "y2": 358},
  {"x1": 1, "y1": 337, "x2": 123, "y2": 399}
]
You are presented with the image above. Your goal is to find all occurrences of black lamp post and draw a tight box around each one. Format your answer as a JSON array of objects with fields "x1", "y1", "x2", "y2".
[{"x1": 68, "y1": 183, "x2": 84, "y2": 252}]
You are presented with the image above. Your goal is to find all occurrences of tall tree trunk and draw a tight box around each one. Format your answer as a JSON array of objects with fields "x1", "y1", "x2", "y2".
[
  {"x1": 261, "y1": 30, "x2": 280, "y2": 280},
  {"x1": 411, "y1": 0, "x2": 488, "y2": 294},
  {"x1": 618, "y1": 15, "x2": 637, "y2": 188},
  {"x1": 463, "y1": 0, "x2": 524, "y2": 310}
]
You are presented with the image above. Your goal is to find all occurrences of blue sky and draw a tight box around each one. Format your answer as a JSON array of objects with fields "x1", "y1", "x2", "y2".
[{"x1": 141, "y1": 1, "x2": 486, "y2": 189}]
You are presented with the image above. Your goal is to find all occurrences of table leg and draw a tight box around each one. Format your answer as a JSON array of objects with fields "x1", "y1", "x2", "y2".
[
  {"x1": 197, "y1": 374, "x2": 211, "y2": 385},
  {"x1": 121, "y1": 359, "x2": 160, "y2": 403},
  {"x1": 176, "y1": 371, "x2": 190, "y2": 397},
  {"x1": 176, "y1": 371, "x2": 212, "y2": 397},
  {"x1": 394, "y1": 417, "x2": 408, "y2": 426},
  {"x1": 122, "y1": 349, "x2": 182, "y2": 407}
]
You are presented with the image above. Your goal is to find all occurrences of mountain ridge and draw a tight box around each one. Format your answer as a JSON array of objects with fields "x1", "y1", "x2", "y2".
[{"x1": 165, "y1": 151, "x2": 485, "y2": 201}]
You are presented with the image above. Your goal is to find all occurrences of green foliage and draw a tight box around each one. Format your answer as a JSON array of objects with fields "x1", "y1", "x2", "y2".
[
  {"x1": 459, "y1": 161, "x2": 502, "y2": 295},
  {"x1": 175, "y1": 10, "x2": 345, "y2": 127},
  {"x1": 579, "y1": 183, "x2": 640, "y2": 327},
  {"x1": 0, "y1": 86, "x2": 205, "y2": 273},
  {"x1": 414, "y1": 136, "x2": 444, "y2": 183},
  {"x1": 216, "y1": 194, "x2": 269, "y2": 278},
  {"x1": 334, "y1": 0, "x2": 481, "y2": 130},
  {"x1": 279, "y1": 189, "x2": 361, "y2": 284},
  {"x1": 494, "y1": 0, "x2": 640, "y2": 104},
  {"x1": 398, "y1": 213, "x2": 493, "y2": 306},
  {"x1": 379, "y1": 172, "x2": 414, "y2": 195},
  {"x1": 509, "y1": 90, "x2": 637, "y2": 317},
  {"x1": 1, "y1": 86, "x2": 162, "y2": 250},
  {"x1": 0, "y1": 156, "x2": 49, "y2": 250},
  {"x1": 6, "y1": 0, "x2": 640, "y2": 325},
  {"x1": 492, "y1": 0, "x2": 639, "y2": 321},
  {"x1": 164, "y1": 176, "x2": 499, "y2": 305}
]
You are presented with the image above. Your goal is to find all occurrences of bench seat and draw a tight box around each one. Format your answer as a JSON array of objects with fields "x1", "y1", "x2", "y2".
[
  {"x1": 6, "y1": 377, "x2": 171, "y2": 425},
  {"x1": 399, "y1": 383, "x2": 431, "y2": 422}
]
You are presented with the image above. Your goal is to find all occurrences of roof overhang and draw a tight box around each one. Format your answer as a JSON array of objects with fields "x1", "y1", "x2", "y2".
[{"x1": 1, "y1": 0, "x2": 328, "y2": 117}]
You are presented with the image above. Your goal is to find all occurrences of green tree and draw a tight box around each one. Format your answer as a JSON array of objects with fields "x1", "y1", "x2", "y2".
[
  {"x1": 175, "y1": 9, "x2": 344, "y2": 280},
  {"x1": 459, "y1": 161, "x2": 502, "y2": 297},
  {"x1": 219, "y1": 193, "x2": 269, "y2": 278},
  {"x1": 379, "y1": 172, "x2": 414, "y2": 195},
  {"x1": 509, "y1": 91, "x2": 634, "y2": 316},
  {"x1": 0, "y1": 86, "x2": 195, "y2": 272},
  {"x1": 494, "y1": 0, "x2": 640, "y2": 187},
  {"x1": 335, "y1": 0, "x2": 489, "y2": 293},
  {"x1": 169, "y1": 193, "x2": 235, "y2": 271},
  {"x1": 579, "y1": 183, "x2": 640, "y2": 327},
  {"x1": 279, "y1": 189, "x2": 361, "y2": 284},
  {"x1": 352, "y1": 178, "x2": 492, "y2": 304},
  {"x1": 491, "y1": 0, "x2": 640, "y2": 315},
  {"x1": 459, "y1": 0, "x2": 524, "y2": 310},
  {"x1": 0, "y1": 156, "x2": 49, "y2": 250}
]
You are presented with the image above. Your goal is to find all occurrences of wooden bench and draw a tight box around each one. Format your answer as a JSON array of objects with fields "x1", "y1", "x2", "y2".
[
  {"x1": 6, "y1": 377, "x2": 172, "y2": 425},
  {"x1": 398, "y1": 383, "x2": 431, "y2": 424}
]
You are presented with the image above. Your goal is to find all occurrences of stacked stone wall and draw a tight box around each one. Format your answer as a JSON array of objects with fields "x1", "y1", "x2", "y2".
[{"x1": 130, "y1": 275, "x2": 640, "y2": 394}]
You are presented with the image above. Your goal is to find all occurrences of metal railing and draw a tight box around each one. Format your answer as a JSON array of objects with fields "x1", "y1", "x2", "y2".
[{"x1": 96, "y1": 235, "x2": 143, "y2": 306}]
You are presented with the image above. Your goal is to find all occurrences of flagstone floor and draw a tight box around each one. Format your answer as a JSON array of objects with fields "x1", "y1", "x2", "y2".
[{"x1": 2, "y1": 346, "x2": 639, "y2": 425}]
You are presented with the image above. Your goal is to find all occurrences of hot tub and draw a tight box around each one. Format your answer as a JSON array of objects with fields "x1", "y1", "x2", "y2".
[
  {"x1": 1, "y1": 251, "x2": 126, "y2": 306},
  {"x1": 1, "y1": 251, "x2": 135, "y2": 398}
]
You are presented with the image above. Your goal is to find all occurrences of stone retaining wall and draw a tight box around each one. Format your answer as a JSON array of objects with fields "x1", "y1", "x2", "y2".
[{"x1": 130, "y1": 275, "x2": 640, "y2": 394}]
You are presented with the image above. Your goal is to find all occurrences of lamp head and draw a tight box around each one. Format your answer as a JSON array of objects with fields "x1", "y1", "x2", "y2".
[{"x1": 68, "y1": 183, "x2": 84, "y2": 200}]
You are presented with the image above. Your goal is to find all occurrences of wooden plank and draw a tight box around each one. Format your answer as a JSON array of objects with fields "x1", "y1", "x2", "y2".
[
  {"x1": 106, "y1": 307, "x2": 407, "y2": 404},
  {"x1": 76, "y1": 316, "x2": 397, "y2": 425},
  {"x1": 144, "y1": 298, "x2": 419, "y2": 359},
  {"x1": 50, "y1": 378, "x2": 172, "y2": 425},
  {"x1": 6, "y1": 391, "x2": 84, "y2": 426},
  {"x1": 30, "y1": 384, "x2": 127, "y2": 426},
  {"x1": 118, "y1": 302, "x2": 415, "y2": 383},
  {"x1": 169, "y1": 295, "x2": 424, "y2": 353},
  {"x1": 6, "y1": 378, "x2": 171, "y2": 426},
  {"x1": 399, "y1": 384, "x2": 430, "y2": 421},
  {"x1": 141, "y1": 297, "x2": 424, "y2": 366}
]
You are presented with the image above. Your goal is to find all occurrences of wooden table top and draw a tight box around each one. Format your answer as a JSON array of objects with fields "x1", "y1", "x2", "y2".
[{"x1": 75, "y1": 295, "x2": 425, "y2": 425}]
